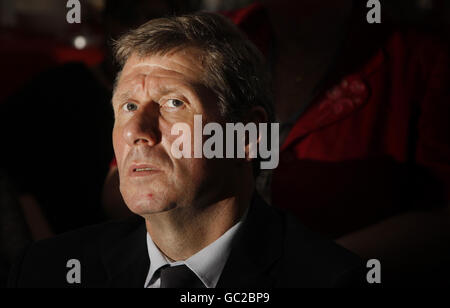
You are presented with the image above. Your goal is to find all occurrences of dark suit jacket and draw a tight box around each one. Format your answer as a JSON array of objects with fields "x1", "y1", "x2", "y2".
[{"x1": 8, "y1": 192, "x2": 365, "y2": 288}]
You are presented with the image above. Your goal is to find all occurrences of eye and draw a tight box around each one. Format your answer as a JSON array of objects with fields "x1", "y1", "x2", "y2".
[
  {"x1": 163, "y1": 99, "x2": 185, "y2": 109},
  {"x1": 122, "y1": 102, "x2": 138, "y2": 112}
]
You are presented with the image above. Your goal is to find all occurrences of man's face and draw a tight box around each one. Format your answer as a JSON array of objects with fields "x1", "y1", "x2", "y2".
[{"x1": 112, "y1": 48, "x2": 231, "y2": 216}]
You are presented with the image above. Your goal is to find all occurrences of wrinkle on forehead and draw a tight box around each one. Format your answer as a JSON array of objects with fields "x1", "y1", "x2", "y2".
[
  {"x1": 114, "y1": 50, "x2": 206, "y2": 102},
  {"x1": 115, "y1": 72, "x2": 199, "y2": 103}
]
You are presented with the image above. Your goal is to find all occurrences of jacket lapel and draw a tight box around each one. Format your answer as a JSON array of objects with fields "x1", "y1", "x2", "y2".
[{"x1": 217, "y1": 192, "x2": 284, "y2": 288}]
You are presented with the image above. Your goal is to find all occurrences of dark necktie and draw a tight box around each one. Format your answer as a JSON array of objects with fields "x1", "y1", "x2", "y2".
[{"x1": 159, "y1": 264, "x2": 206, "y2": 288}]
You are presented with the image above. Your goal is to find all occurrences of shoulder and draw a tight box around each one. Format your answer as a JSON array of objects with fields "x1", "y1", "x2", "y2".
[
  {"x1": 275, "y1": 208, "x2": 366, "y2": 287},
  {"x1": 24, "y1": 214, "x2": 143, "y2": 256},
  {"x1": 247, "y1": 194, "x2": 365, "y2": 287},
  {"x1": 8, "y1": 215, "x2": 144, "y2": 288}
]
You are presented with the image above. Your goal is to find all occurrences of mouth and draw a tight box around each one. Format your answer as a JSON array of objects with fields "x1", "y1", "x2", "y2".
[
  {"x1": 128, "y1": 164, "x2": 161, "y2": 177},
  {"x1": 134, "y1": 167, "x2": 156, "y2": 172}
]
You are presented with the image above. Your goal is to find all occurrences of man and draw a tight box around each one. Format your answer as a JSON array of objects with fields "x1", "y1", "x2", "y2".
[{"x1": 8, "y1": 13, "x2": 364, "y2": 288}]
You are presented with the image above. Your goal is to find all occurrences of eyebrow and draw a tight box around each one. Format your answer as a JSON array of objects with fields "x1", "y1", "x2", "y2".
[
  {"x1": 112, "y1": 91, "x2": 132, "y2": 105},
  {"x1": 112, "y1": 82, "x2": 201, "y2": 106}
]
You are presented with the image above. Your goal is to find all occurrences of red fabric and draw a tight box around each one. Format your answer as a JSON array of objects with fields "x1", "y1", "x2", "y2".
[{"x1": 225, "y1": 3, "x2": 450, "y2": 238}]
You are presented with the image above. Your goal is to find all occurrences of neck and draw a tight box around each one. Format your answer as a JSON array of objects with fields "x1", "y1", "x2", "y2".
[{"x1": 145, "y1": 170, "x2": 254, "y2": 261}]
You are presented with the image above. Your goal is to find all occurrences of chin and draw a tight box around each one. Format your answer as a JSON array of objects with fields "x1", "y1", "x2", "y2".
[{"x1": 125, "y1": 193, "x2": 176, "y2": 216}]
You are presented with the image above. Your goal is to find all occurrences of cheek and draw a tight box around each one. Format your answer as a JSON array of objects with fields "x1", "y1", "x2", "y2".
[
  {"x1": 112, "y1": 128, "x2": 120, "y2": 155},
  {"x1": 160, "y1": 120, "x2": 175, "y2": 141},
  {"x1": 160, "y1": 118, "x2": 196, "y2": 157},
  {"x1": 112, "y1": 127, "x2": 126, "y2": 166}
]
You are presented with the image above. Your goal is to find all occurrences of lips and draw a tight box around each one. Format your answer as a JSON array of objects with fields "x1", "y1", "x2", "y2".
[
  {"x1": 134, "y1": 167, "x2": 155, "y2": 172},
  {"x1": 128, "y1": 163, "x2": 161, "y2": 177}
]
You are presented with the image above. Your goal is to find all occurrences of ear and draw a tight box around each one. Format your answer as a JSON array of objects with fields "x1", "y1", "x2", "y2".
[{"x1": 244, "y1": 106, "x2": 268, "y2": 162}]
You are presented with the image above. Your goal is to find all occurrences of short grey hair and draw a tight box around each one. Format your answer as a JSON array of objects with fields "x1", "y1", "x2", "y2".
[{"x1": 113, "y1": 11, "x2": 274, "y2": 123}]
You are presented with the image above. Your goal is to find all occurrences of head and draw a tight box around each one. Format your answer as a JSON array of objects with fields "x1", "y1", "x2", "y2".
[{"x1": 111, "y1": 12, "x2": 274, "y2": 216}]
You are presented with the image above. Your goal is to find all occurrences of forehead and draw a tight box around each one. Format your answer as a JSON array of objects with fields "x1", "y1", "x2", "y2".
[{"x1": 116, "y1": 48, "x2": 206, "y2": 94}]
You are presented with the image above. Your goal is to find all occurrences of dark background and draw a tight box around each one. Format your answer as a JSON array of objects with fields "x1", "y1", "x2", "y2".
[
  {"x1": 0, "y1": 0, "x2": 449, "y2": 288},
  {"x1": 0, "y1": 0, "x2": 449, "y2": 104}
]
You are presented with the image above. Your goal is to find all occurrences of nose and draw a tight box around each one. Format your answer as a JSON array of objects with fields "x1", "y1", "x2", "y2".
[{"x1": 123, "y1": 104, "x2": 161, "y2": 147}]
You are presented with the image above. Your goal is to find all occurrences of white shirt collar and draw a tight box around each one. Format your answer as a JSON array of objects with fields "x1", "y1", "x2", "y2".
[{"x1": 144, "y1": 207, "x2": 248, "y2": 288}]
